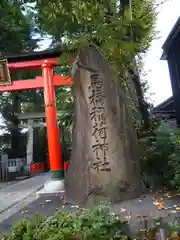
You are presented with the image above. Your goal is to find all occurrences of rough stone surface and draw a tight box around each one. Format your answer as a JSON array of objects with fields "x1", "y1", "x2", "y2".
[{"x1": 66, "y1": 47, "x2": 140, "y2": 205}]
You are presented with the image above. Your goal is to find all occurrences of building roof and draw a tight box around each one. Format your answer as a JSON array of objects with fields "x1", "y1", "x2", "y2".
[
  {"x1": 161, "y1": 16, "x2": 180, "y2": 60},
  {"x1": 152, "y1": 96, "x2": 174, "y2": 112},
  {"x1": 0, "y1": 48, "x2": 62, "y2": 63},
  {"x1": 152, "y1": 96, "x2": 176, "y2": 119}
]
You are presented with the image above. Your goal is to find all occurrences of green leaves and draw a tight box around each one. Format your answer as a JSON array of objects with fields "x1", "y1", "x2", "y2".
[
  {"x1": 140, "y1": 122, "x2": 180, "y2": 189},
  {"x1": 4, "y1": 205, "x2": 126, "y2": 240},
  {"x1": 0, "y1": 0, "x2": 38, "y2": 55},
  {"x1": 0, "y1": 0, "x2": 40, "y2": 151},
  {"x1": 32, "y1": 0, "x2": 157, "y2": 72}
]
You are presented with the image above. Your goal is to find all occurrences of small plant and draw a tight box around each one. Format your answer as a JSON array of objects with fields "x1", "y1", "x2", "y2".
[
  {"x1": 2, "y1": 205, "x2": 128, "y2": 240},
  {"x1": 167, "y1": 217, "x2": 180, "y2": 240}
]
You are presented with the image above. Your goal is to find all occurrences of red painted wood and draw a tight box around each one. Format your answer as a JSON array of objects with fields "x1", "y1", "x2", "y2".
[
  {"x1": 0, "y1": 75, "x2": 72, "y2": 92},
  {"x1": 7, "y1": 58, "x2": 73, "y2": 70},
  {"x1": 8, "y1": 58, "x2": 58, "y2": 70},
  {"x1": 42, "y1": 63, "x2": 64, "y2": 173},
  {"x1": 36, "y1": 75, "x2": 72, "y2": 87},
  {"x1": 64, "y1": 161, "x2": 69, "y2": 171},
  {"x1": 2, "y1": 56, "x2": 73, "y2": 180}
]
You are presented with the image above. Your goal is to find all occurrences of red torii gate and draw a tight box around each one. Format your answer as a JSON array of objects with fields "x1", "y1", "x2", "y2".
[{"x1": 0, "y1": 49, "x2": 72, "y2": 193}]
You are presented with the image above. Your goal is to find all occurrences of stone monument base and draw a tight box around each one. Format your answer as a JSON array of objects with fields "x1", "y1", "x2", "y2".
[{"x1": 37, "y1": 179, "x2": 65, "y2": 195}]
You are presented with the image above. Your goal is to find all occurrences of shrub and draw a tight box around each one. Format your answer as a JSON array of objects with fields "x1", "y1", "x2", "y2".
[
  {"x1": 1, "y1": 205, "x2": 128, "y2": 240},
  {"x1": 140, "y1": 121, "x2": 180, "y2": 189}
]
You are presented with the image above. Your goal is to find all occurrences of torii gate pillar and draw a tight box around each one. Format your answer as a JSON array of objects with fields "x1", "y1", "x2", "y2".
[
  {"x1": 0, "y1": 49, "x2": 73, "y2": 194},
  {"x1": 41, "y1": 62, "x2": 64, "y2": 193}
]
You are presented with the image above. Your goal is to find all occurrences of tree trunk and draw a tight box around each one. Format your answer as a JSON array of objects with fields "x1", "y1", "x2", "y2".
[
  {"x1": 11, "y1": 92, "x2": 20, "y2": 158},
  {"x1": 128, "y1": 68, "x2": 150, "y2": 129},
  {"x1": 66, "y1": 46, "x2": 140, "y2": 205}
]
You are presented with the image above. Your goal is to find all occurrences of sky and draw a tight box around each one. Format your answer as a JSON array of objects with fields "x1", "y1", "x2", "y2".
[{"x1": 143, "y1": 0, "x2": 180, "y2": 106}]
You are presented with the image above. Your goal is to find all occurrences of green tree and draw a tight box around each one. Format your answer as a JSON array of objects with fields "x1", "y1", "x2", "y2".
[
  {"x1": 33, "y1": 0, "x2": 156, "y2": 66},
  {"x1": 27, "y1": 0, "x2": 157, "y2": 128},
  {"x1": 0, "y1": 1, "x2": 39, "y2": 157},
  {"x1": 0, "y1": 0, "x2": 37, "y2": 55}
]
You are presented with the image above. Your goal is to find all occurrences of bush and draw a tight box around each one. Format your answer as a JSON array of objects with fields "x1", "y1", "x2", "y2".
[
  {"x1": 140, "y1": 121, "x2": 180, "y2": 190},
  {"x1": 1, "y1": 205, "x2": 128, "y2": 240}
]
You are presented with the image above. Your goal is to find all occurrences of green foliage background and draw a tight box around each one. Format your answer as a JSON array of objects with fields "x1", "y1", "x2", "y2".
[
  {"x1": 34, "y1": 0, "x2": 157, "y2": 72},
  {"x1": 140, "y1": 122, "x2": 180, "y2": 190}
]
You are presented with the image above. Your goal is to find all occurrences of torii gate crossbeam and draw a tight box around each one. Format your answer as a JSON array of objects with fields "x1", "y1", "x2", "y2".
[
  {"x1": 0, "y1": 75, "x2": 72, "y2": 92},
  {"x1": 0, "y1": 49, "x2": 72, "y2": 193}
]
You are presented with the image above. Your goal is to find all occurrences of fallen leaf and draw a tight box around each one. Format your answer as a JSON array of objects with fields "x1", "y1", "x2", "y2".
[
  {"x1": 156, "y1": 222, "x2": 161, "y2": 225},
  {"x1": 71, "y1": 205, "x2": 79, "y2": 208},
  {"x1": 161, "y1": 214, "x2": 169, "y2": 218},
  {"x1": 120, "y1": 208, "x2": 126, "y2": 212},
  {"x1": 124, "y1": 215, "x2": 131, "y2": 220},
  {"x1": 170, "y1": 210, "x2": 177, "y2": 213},
  {"x1": 153, "y1": 199, "x2": 165, "y2": 210},
  {"x1": 136, "y1": 213, "x2": 147, "y2": 218}
]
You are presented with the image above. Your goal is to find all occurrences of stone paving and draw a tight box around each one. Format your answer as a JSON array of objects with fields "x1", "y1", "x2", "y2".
[
  {"x1": 0, "y1": 172, "x2": 49, "y2": 219},
  {"x1": 111, "y1": 190, "x2": 180, "y2": 235},
  {"x1": 0, "y1": 181, "x2": 17, "y2": 190},
  {"x1": 0, "y1": 177, "x2": 180, "y2": 235},
  {"x1": 0, "y1": 194, "x2": 66, "y2": 232}
]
